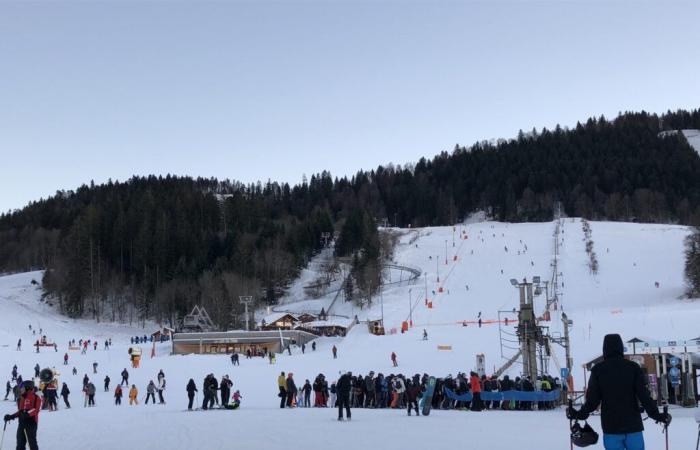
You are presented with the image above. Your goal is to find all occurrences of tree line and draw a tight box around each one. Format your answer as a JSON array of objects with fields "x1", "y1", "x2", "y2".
[{"x1": 2, "y1": 108, "x2": 700, "y2": 326}]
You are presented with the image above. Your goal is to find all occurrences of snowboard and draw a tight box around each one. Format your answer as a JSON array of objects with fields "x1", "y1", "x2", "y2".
[{"x1": 420, "y1": 376, "x2": 436, "y2": 416}]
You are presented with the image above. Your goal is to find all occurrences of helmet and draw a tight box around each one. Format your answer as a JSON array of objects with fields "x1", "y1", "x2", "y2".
[{"x1": 571, "y1": 421, "x2": 599, "y2": 447}]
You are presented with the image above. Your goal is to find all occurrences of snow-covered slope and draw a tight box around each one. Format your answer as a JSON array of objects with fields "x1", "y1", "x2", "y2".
[
  {"x1": 1, "y1": 219, "x2": 698, "y2": 450},
  {"x1": 683, "y1": 129, "x2": 700, "y2": 154}
]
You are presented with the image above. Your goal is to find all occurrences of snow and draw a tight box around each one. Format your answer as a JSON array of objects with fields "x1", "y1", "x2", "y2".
[
  {"x1": 683, "y1": 129, "x2": 700, "y2": 155},
  {"x1": 1, "y1": 219, "x2": 699, "y2": 450}
]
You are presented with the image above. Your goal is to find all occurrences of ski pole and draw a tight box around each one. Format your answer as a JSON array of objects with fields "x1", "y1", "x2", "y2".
[
  {"x1": 568, "y1": 399, "x2": 573, "y2": 450},
  {"x1": 663, "y1": 405, "x2": 669, "y2": 450},
  {"x1": 1, "y1": 420, "x2": 7, "y2": 450}
]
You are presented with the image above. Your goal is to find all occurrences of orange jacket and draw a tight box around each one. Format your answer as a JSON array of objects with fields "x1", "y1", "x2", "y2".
[
  {"x1": 470, "y1": 375, "x2": 481, "y2": 393},
  {"x1": 129, "y1": 387, "x2": 138, "y2": 399}
]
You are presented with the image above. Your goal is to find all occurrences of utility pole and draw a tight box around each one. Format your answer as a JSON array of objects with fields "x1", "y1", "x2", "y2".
[
  {"x1": 436, "y1": 256, "x2": 440, "y2": 283},
  {"x1": 408, "y1": 289, "x2": 413, "y2": 326},
  {"x1": 445, "y1": 240, "x2": 448, "y2": 265},
  {"x1": 239, "y1": 296, "x2": 253, "y2": 331}
]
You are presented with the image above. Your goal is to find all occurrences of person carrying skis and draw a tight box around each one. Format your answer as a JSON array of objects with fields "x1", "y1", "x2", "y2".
[
  {"x1": 336, "y1": 371, "x2": 352, "y2": 420},
  {"x1": 567, "y1": 334, "x2": 672, "y2": 450},
  {"x1": 186, "y1": 378, "x2": 197, "y2": 410},
  {"x1": 60, "y1": 382, "x2": 70, "y2": 408},
  {"x1": 128, "y1": 385, "x2": 138, "y2": 405},
  {"x1": 4, "y1": 380, "x2": 41, "y2": 450},
  {"x1": 114, "y1": 384, "x2": 123, "y2": 405}
]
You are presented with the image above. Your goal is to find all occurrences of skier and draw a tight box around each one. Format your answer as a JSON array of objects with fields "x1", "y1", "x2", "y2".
[
  {"x1": 92, "y1": 362, "x2": 98, "y2": 374},
  {"x1": 157, "y1": 376, "x2": 166, "y2": 404},
  {"x1": 104, "y1": 375, "x2": 110, "y2": 392},
  {"x1": 145, "y1": 380, "x2": 157, "y2": 404},
  {"x1": 567, "y1": 334, "x2": 672, "y2": 449},
  {"x1": 60, "y1": 382, "x2": 70, "y2": 408},
  {"x1": 186, "y1": 378, "x2": 197, "y2": 410},
  {"x1": 17, "y1": 339, "x2": 21, "y2": 351},
  {"x1": 422, "y1": 329, "x2": 428, "y2": 340},
  {"x1": 470, "y1": 372, "x2": 482, "y2": 411},
  {"x1": 201, "y1": 375, "x2": 212, "y2": 410},
  {"x1": 114, "y1": 384, "x2": 123, "y2": 405},
  {"x1": 277, "y1": 372, "x2": 287, "y2": 408},
  {"x1": 12, "y1": 365, "x2": 18, "y2": 381},
  {"x1": 72, "y1": 367, "x2": 77, "y2": 376},
  {"x1": 120, "y1": 368, "x2": 129, "y2": 386},
  {"x1": 4, "y1": 380, "x2": 11, "y2": 400},
  {"x1": 231, "y1": 353, "x2": 239, "y2": 365},
  {"x1": 128, "y1": 385, "x2": 138, "y2": 405},
  {"x1": 63, "y1": 353, "x2": 69, "y2": 365},
  {"x1": 3, "y1": 380, "x2": 41, "y2": 450},
  {"x1": 220, "y1": 375, "x2": 231, "y2": 406},
  {"x1": 302, "y1": 380, "x2": 312, "y2": 407},
  {"x1": 34, "y1": 364, "x2": 40, "y2": 378},
  {"x1": 336, "y1": 371, "x2": 352, "y2": 421},
  {"x1": 391, "y1": 352, "x2": 398, "y2": 367},
  {"x1": 332, "y1": 345, "x2": 337, "y2": 359},
  {"x1": 82, "y1": 374, "x2": 89, "y2": 389},
  {"x1": 286, "y1": 373, "x2": 297, "y2": 408},
  {"x1": 85, "y1": 382, "x2": 96, "y2": 407},
  {"x1": 301, "y1": 343, "x2": 306, "y2": 354},
  {"x1": 312, "y1": 341, "x2": 316, "y2": 351}
]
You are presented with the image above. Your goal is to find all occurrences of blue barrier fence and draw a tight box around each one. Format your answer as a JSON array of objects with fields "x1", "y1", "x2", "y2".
[{"x1": 444, "y1": 388, "x2": 561, "y2": 402}]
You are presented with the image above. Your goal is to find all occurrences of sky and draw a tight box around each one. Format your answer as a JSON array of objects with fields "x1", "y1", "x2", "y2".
[{"x1": 1, "y1": 0, "x2": 699, "y2": 213}]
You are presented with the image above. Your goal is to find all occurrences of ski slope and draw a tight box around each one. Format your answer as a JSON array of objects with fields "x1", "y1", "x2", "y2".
[{"x1": 1, "y1": 219, "x2": 699, "y2": 450}]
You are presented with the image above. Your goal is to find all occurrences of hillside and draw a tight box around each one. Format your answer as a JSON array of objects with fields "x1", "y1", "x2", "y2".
[{"x1": 1, "y1": 219, "x2": 699, "y2": 450}]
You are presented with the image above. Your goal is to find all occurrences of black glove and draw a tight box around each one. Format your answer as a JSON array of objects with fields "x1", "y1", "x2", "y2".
[
  {"x1": 566, "y1": 406, "x2": 589, "y2": 420},
  {"x1": 4, "y1": 414, "x2": 14, "y2": 422},
  {"x1": 655, "y1": 412, "x2": 672, "y2": 426},
  {"x1": 18, "y1": 411, "x2": 29, "y2": 420}
]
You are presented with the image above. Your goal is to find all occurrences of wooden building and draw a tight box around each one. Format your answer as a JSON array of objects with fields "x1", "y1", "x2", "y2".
[{"x1": 259, "y1": 312, "x2": 300, "y2": 331}]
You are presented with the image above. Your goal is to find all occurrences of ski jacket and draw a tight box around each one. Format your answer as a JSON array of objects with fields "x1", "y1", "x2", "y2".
[
  {"x1": 147, "y1": 382, "x2": 156, "y2": 394},
  {"x1": 87, "y1": 383, "x2": 96, "y2": 395},
  {"x1": 336, "y1": 375, "x2": 352, "y2": 397},
  {"x1": 286, "y1": 377, "x2": 297, "y2": 394},
  {"x1": 405, "y1": 384, "x2": 422, "y2": 402},
  {"x1": 579, "y1": 334, "x2": 661, "y2": 434},
  {"x1": 129, "y1": 387, "x2": 138, "y2": 399},
  {"x1": 13, "y1": 391, "x2": 42, "y2": 424},
  {"x1": 115, "y1": 386, "x2": 122, "y2": 397},
  {"x1": 186, "y1": 380, "x2": 197, "y2": 394},
  {"x1": 394, "y1": 378, "x2": 405, "y2": 393},
  {"x1": 470, "y1": 375, "x2": 481, "y2": 393},
  {"x1": 277, "y1": 375, "x2": 286, "y2": 388},
  {"x1": 158, "y1": 379, "x2": 166, "y2": 390}
]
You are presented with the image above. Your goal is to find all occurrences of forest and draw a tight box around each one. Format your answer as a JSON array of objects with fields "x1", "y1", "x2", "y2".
[{"x1": 2, "y1": 108, "x2": 700, "y2": 327}]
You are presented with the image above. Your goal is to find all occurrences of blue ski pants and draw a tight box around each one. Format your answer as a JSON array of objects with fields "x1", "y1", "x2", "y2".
[{"x1": 603, "y1": 432, "x2": 645, "y2": 450}]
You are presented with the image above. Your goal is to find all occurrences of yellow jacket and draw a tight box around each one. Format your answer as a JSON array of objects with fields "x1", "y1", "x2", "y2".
[
  {"x1": 129, "y1": 387, "x2": 138, "y2": 399},
  {"x1": 277, "y1": 375, "x2": 286, "y2": 388}
]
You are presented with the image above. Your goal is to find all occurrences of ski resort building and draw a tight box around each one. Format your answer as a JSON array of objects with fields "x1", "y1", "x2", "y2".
[
  {"x1": 583, "y1": 337, "x2": 700, "y2": 407},
  {"x1": 170, "y1": 330, "x2": 318, "y2": 355}
]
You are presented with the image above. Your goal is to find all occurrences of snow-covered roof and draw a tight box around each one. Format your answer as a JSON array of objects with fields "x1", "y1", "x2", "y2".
[
  {"x1": 297, "y1": 317, "x2": 354, "y2": 329},
  {"x1": 258, "y1": 312, "x2": 298, "y2": 326}
]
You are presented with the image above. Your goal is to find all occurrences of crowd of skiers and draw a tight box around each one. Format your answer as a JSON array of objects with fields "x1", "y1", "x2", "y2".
[{"x1": 273, "y1": 370, "x2": 565, "y2": 413}]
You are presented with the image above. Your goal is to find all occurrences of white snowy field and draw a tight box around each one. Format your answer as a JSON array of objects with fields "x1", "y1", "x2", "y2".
[{"x1": 1, "y1": 218, "x2": 700, "y2": 450}]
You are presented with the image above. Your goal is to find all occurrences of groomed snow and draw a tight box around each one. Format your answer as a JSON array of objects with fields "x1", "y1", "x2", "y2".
[{"x1": 1, "y1": 219, "x2": 699, "y2": 450}]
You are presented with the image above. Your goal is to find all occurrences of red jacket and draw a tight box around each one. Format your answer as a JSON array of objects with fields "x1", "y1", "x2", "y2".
[
  {"x1": 470, "y1": 375, "x2": 482, "y2": 393},
  {"x1": 15, "y1": 391, "x2": 42, "y2": 424}
]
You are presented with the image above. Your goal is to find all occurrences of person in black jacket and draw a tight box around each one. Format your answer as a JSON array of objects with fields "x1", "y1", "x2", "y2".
[
  {"x1": 336, "y1": 371, "x2": 352, "y2": 420},
  {"x1": 568, "y1": 334, "x2": 671, "y2": 450},
  {"x1": 186, "y1": 379, "x2": 197, "y2": 410},
  {"x1": 60, "y1": 383, "x2": 70, "y2": 408}
]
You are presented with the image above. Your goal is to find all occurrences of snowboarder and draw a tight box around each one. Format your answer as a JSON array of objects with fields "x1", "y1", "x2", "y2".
[
  {"x1": 332, "y1": 345, "x2": 337, "y2": 359},
  {"x1": 391, "y1": 352, "x2": 398, "y2": 367},
  {"x1": 60, "y1": 382, "x2": 70, "y2": 408},
  {"x1": 567, "y1": 334, "x2": 671, "y2": 448},
  {"x1": 186, "y1": 378, "x2": 197, "y2": 410},
  {"x1": 336, "y1": 371, "x2": 352, "y2": 420},
  {"x1": 4, "y1": 380, "x2": 41, "y2": 450}
]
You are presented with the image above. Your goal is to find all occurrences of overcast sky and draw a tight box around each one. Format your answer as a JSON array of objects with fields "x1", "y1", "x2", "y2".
[{"x1": 1, "y1": 0, "x2": 699, "y2": 213}]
